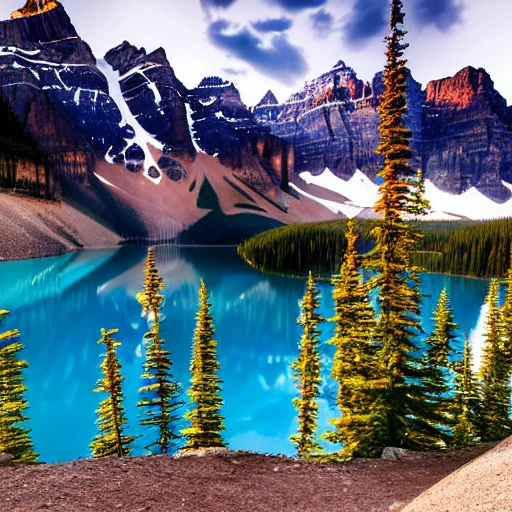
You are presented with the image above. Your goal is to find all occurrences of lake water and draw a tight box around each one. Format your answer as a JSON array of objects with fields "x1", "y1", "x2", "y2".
[{"x1": 0, "y1": 246, "x2": 491, "y2": 462}]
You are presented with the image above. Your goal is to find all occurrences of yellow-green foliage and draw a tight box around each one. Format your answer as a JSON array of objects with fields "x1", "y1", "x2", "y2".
[
  {"x1": 327, "y1": 220, "x2": 385, "y2": 458},
  {"x1": 137, "y1": 248, "x2": 183, "y2": 454},
  {"x1": 291, "y1": 272, "x2": 324, "y2": 459},
  {"x1": 478, "y1": 279, "x2": 512, "y2": 441},
  {"x1": 364, "y1": 0, "x2": 435, "y2": 450},
  {"x1": 451, "y1": 338, "x2": 480, "y2": 448},
  {"x1": 0, "y1": 310, "x2": 38, "y2": 463},
  {"x1": 420, "y1": 289, "x2": 459, "y2": 448},
  {"x1": 91, "y1": 328, "x2": 135, "y2": 458},
  {"x1": 182, "y1": 279, "x2": 226, "y2": 450}
]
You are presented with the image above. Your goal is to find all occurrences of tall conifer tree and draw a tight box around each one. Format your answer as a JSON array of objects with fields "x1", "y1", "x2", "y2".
[
  {"x1": 478, "y1": 279, "x2": 512, "y2": 441},
  {"x1": 364, "y1": 0, "x2": 431, "y2": 450},
  {"x1": 451, "y1": 337, "x2": 480, "y2": 448},
  {"x1": 137, "y1": 248, "x2": 183, "y2": 454},
  {"x1": 0, "y1": 310, "x2": 38, "y2": 463},
  {"x1": 327, "y1": 220, "x2": 384, "y2": 458},
  {"x1": 422, "y1": 288, "x2": 459, "y2": 441},
  {"x1": 91, "y1": 328, "x2": 135, "y2": 457},
  {"x1": 499, "y1": 263, "x2": 512, "y2": 372},
  {"x1": 182, "y1": 279, "x2": 226, "y2": 449},
  {"x1": 291, "y1": 272, "x2": 324, "y2": 459}
]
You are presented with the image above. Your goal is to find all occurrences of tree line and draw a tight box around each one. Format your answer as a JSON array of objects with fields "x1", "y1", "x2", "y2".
[{"x1": 238, "y1": 218, "x2": 512, "y2": 279}]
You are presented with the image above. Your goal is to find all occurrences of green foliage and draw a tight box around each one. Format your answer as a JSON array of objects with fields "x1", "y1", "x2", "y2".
[
  {"x1": 291, "y1": 272, "x2": 324, "y2": 459},
  {"x1": 182, "y1": 279, "x2": 226, "y2": 450},
  {"x1": 451, "y1": 338, "x2": 480, "y2": 448},
  {"x1": 91, "y1": 328, "x2": 135, "y2": 458},
  {"x1": 0, "y1": 310, "x2": 38, "y2": 463},
  {"x1": 421, "y1": 289, "x2": 459, "y2": 446},
  {"x1": 364, "y1": 0, "x2": 438, "y2": 450},
  {"x1": 137, "y1": 248, "x2": 183, "y2": 454},
  {"x1": 406, "y1": 169, "x2": 430, "y2": 216},
  {"x1": 238, "y1": 217, "x2": 512, "y2": 280},
  {"x1": 478, "y1": 279, "x2": 512, "y2": 441},
  {"x1": 326, "y1": 220, "x2": 385, "y2": 458},
  {"x1": 238, "y1": 219, "x2": 355, "y2": 275}
]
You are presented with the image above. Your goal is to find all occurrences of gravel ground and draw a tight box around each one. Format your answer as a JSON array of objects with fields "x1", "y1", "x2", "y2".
[{"x1": 0, "y1": 443, "x2": 498, "y2": 512}]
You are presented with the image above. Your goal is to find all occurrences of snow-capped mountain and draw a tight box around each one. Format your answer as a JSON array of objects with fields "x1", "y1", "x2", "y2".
[{"x1": 0, "y1": 0, "x2": 511, "y2": 251}]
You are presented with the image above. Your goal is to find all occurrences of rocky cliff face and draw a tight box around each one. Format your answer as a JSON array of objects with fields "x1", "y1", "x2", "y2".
[
  {"x1": 256, "y1": 62, "x2": 512, "y2": 202},
  {"x1": 187, "y1": 76, "x2": 291, "y2": 194}
]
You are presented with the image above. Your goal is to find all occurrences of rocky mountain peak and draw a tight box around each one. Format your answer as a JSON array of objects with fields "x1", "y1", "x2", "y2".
[
  {"x1": 11, "y1": 0, "x2": 58, "y2": 18},
  {"x1": 256, "y1": 90, "x2": 279, "y2": 108},
  {"x1": 425, "y1": 66, "x2": 506, "y2": 112}
]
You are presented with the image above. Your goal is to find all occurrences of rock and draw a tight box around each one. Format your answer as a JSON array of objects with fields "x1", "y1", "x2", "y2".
[
  {"x1": 104, "y1": 42, "x2": 195, "y2": 156},
  {"x1": 174, "y1": 447, "x2": 232, "y2": 459},
  {"x1": 381, "y1": 447, "x2": 417, "y2": 462},
  {"x1": 187, "y1": 76, "x2": 291, "y2": 194},
  {"x1": 0, "y1": 453, "x2": 13, "y2": 465},
  {"x1": 158, "y1": 156, "x2": 187, "y2": 182},
  {"x1": 256, "y1": 61, "x2": 512, "y2": 202}
]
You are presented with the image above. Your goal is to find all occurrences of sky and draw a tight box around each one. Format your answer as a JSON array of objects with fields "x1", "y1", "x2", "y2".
[{"x1": 1, "y1": 0, "x2": 511, "y2": 107}]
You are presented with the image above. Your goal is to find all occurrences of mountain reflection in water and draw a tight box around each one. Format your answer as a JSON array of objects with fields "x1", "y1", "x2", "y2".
[{"x1": 0, "y1": 246, "x2": 490, "y2": 462}]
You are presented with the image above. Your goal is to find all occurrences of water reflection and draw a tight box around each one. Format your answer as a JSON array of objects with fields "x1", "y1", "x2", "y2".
[{"x1": 0, "y1": 247, "x2": 490, "y2": 462}]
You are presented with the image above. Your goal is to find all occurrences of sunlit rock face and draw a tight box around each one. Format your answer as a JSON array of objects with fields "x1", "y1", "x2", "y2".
[
  {"x1": 11, "y1": 0, "x2": 58, "y2": 19},
  {"x1": 256, "y1": 62, "x2": 512, "y2": 202},
  {"x1": 422, "y1": 67, "x2": 512, "y2": 201}
]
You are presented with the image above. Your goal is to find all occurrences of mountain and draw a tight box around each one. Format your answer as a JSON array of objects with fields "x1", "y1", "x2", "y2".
[
  {"x1": 0, "y1": 2, "x2": 511, "y2": 258},
  {"x1": 254, "y1": 61, "x2": 512, "y2": 203},
  {"x1": 0, "y1": 1, "x2": 335, "y2": 255}
]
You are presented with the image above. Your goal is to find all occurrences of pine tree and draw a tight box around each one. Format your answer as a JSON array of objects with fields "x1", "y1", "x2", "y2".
[
  {"x1": 478, "y1": 279, "x2": 512, "y2": 441},
  {"x1": 182, "y1": 279, "x2": 226, "y2": 449},
  {"x1": 364, "y1": 0, "x2": 433, "y2": 450},
  {"x1": 327, "y1": 220, "x2": 385, "y2": 458},
  {"x1": 91, "y1": 328, "x2": 135, "y2": 457},
  {"x1": 137, "y1": 248, "x2": 183, "y2": 454},
  {"x1": 421, "y1": 288, "x2": 459, "y2": 443},
  {"x1": 499, "y1": 264, "x2": 512, "y2": 373},
  {"x1": 0, "y1": 310, "x2": 38, "y2": 463},
  {"x1": 407, "y1": 169, "x2": 430, "y2": 216},
  {"x1": 451, "y1": 337, "x2": 480, "y2": 448},
  {"x1": 290, "y1": 272, "x2": 324, "y2": 459}
]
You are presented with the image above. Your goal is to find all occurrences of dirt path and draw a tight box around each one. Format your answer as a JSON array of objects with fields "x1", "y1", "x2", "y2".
[{"x1": 0, "y1": 444, "x2": 496, "y2": 512}]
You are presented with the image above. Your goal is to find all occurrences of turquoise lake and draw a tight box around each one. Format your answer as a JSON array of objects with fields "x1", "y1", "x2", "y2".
[{"x1": 0, "y1": 246, "x2": 491, "y2": 462}]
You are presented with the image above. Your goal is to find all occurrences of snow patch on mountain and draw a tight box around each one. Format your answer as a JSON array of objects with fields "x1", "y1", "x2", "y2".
[
  {"x1": 300, "y1": 169, "x2": 379, "y2": 208},
  {"x1": 300, "y1": 168, "x2": 512, "y2": 220},
  {"x1": 96, "y1": 58, "x2": 163, "y2": 185},
  {"x1": 186, "y1": 104, "x2": 205, "y2": 154},
  {"x1": 290, "y1": 183, "x2": 362, "y2": 217}
]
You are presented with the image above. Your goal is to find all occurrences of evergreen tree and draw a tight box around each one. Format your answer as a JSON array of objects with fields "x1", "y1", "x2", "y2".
[
  {"x1": 499, "y1": 264, "x2": 512, "y2": 373},
  {"x1": 478, "y1": 279, "x2": 512, "y2": 441},
  {"x1": 182, "y1": 279, "x2": 226, "y2": 449},
  {"x1": 91, "y1": 328, "x2": 135, "y2": 457},
  {"x1": 364, "y1": 0, "x2": 434, "y2": 450},
  {"x1": 421, "y1": 288, "x2": 459, "y2": 442},
  {"x1": 290, "y1": 272, "x2": 324, "y2": 458},
  {"x1": 451, "y1": 337, "x2": 480, "y2": 448},
  {"x1": 0, "y1": 310, "x2": 38, "y2": 463},
  {"x1": 327, "y1": 220, "x2": 385, "y2": 458},
  {"x1": 137, "y1": 248, "x2": 183, "y2": 454},
  {"x1": 407, "y1": 169, "x2": 430, "y2": 216}
]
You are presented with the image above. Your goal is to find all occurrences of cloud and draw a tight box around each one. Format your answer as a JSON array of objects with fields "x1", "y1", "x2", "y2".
[
  {"x1": 251, "y1": 17, "x2": 293, "y2": 33},
  {"x1": 413, "y1": 0, "x2": 463, "y2": 31},
  {"x1": 342, "y1": 0, "x2": 388, "y2": 46},
  {"x1": 310, "y1": 9, "x2": 334, "y2": 39},
  {"x1": 264, "y1": 0, "x2": 327, "y2": 12},
  {"x1": 200, "y1": 0, "x2": 238, "y2": 8},
  {"x1": 222, "y1": 67, "x2": 248, "y2": 76},
  {"x1": 208, "y1": 19, "x2": 308, "y2": 85}
]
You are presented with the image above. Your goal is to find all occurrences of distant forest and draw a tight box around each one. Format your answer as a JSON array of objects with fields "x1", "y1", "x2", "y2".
[{"x1": 238, "y1": 219, "x2": 512, "y2": 279}]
